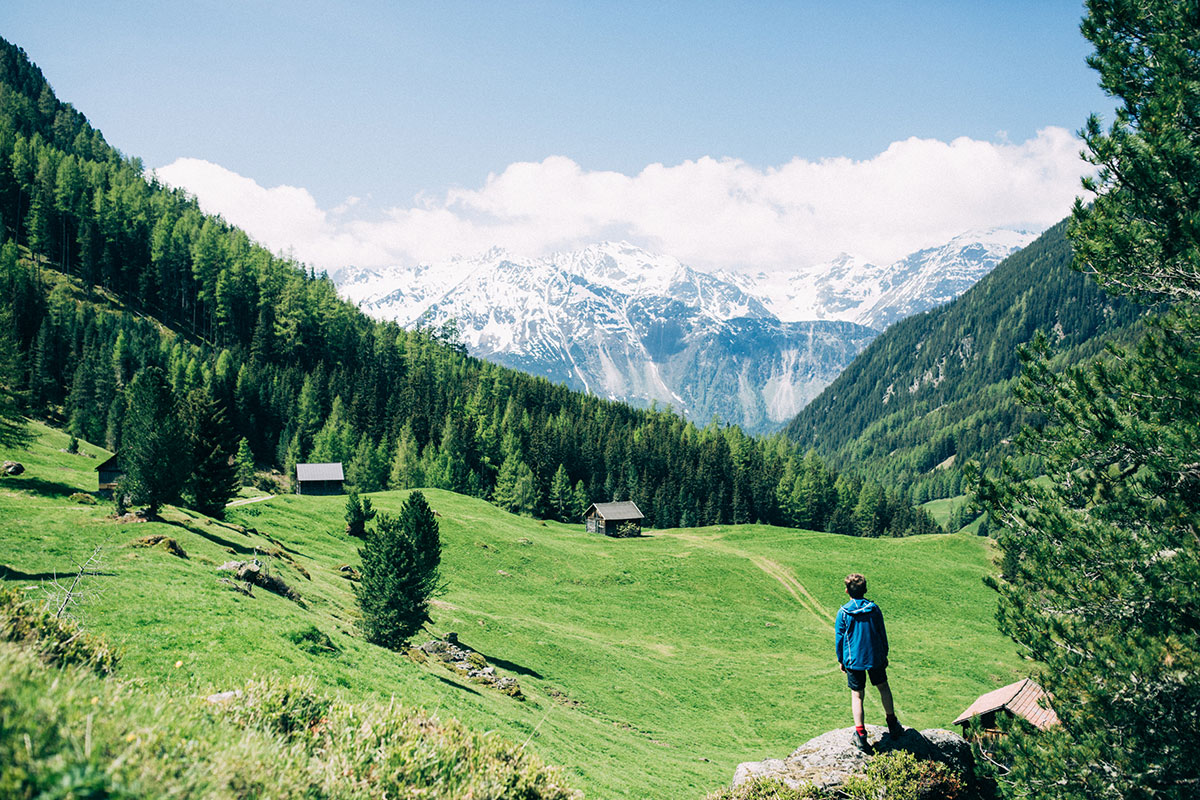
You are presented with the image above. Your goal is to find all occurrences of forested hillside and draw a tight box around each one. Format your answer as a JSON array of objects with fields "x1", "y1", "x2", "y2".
[
  {"x1": 0, "y1": 37, "x2": 940, "y2": 536},
  {"x1": 783, "y1": 221, "x2": 1147, "y2": 501}
]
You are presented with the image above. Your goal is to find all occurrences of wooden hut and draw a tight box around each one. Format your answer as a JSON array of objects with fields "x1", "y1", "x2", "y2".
[
  {"x1": 95, "y1": 453, "x2": 123, "y2": 497},
  {"x1": 953, "y1": 678, "x2": 1059, "y2": 738},
  {"x1": 584, "y1": 501, "x2": 644, "y2": 537},
  {"x1": 295, "y1": 462, "x2": 345, "y2": 495}
]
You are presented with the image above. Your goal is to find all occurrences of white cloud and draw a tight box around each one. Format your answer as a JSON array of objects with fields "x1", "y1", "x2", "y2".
[{"x1": 154, "y1": 127, "x2": 1087, "y2": 273}]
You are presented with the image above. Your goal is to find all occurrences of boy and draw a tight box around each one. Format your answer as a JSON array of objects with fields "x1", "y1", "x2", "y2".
[{"x1": 834, "y1": 573, "x2": 902, "y2": 753}]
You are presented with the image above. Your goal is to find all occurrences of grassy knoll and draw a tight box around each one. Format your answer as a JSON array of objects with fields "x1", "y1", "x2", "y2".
[{"x1": 0, "y1": 422, "x2": 1024, "y2": 798}]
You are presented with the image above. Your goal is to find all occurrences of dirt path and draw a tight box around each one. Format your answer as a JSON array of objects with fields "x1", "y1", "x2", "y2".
[
  {"x1": 225, "y1": 494, "x2": 274, "y2": 508},
  {"x1": 663, "y1": 531, "x2": 834, "y2": 626}
]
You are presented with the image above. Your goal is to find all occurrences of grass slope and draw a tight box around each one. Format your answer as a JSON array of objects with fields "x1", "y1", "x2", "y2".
[{"x1": 0, "y1": 423, "x2": 1024, "y2": 798}]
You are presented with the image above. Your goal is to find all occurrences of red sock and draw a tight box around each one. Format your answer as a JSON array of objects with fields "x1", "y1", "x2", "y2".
[{"x1": 855, "y1": 725, "x2": 867, "y2": 736}]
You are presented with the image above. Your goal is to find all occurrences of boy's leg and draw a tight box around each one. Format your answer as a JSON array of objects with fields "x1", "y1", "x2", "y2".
[
  {"x1": 876, "y1": 681, "x2": 895, "y2": 717},
  {"x1": 850, "y1": 687, "x2": 866, "y2": 728}
]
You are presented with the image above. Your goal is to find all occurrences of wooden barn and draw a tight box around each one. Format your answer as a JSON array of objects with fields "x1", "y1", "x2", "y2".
[
  {"x1": 953, "y1": 678, "x2": 1059, "y2": 738},
  {"x1": 295, "y1": 462, "x2": 345, "y2": 495},
  {"x1": 95, "y1": 453, "x2": 123, "y2": 497},
  {"x1": 584, "y1": 501, "x2": 644, "y2": 537}
]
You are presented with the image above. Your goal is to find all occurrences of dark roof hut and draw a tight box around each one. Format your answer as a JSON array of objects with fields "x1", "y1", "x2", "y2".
[
  {"x1": 953, "y1": 678, "x2": 1060, "y2": 738},
  {"x1": 295, "y1": 462, "x2": 345, "y2": 495},
  {"x1": 584, "y1": 501, "x2": 644, "y2": 537},
  {"x1": 95, "y1": 453, "x2": 123, "y2": 497}
]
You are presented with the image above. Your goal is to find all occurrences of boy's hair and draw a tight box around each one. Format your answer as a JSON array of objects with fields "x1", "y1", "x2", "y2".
[{"x1": 845, "y1": 573, "x2": 867, "y2": 598}]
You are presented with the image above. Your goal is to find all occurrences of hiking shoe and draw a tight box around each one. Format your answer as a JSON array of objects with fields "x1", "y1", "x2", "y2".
[
  {"x1": 886, "y1": 715, "x2": 904, "y2": 737},
  {"x1": 853, "y1": 729, "x2": 873, "y2": 754}
]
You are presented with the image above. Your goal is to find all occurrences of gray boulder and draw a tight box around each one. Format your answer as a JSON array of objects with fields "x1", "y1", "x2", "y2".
[{"x1": 732, "y1": 726, "x2": 972, "y2": 792}]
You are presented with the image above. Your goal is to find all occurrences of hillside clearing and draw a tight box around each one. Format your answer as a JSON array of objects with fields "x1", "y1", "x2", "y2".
[{"x1": 0, "y1": 422, "x2": 1023, "y2": 798}]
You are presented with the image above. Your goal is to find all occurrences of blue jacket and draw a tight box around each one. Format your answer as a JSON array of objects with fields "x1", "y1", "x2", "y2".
[{"x1": 835, "y1": 598, "x2": 888, "y2": 671}]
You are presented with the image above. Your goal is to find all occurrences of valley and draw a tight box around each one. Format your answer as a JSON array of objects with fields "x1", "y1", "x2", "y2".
[
  {"x1": 334, "y1": 233, "x2": 1031, "y2": 433},
  {"x1": 0, "y1": 423, "x2": 1024, "y2": 798}
]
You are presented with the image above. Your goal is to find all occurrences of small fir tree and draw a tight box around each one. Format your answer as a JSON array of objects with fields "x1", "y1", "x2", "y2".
[
  {"x1": 234, "y1": 437, "x2": 254, "y2": 486},
  {"x1": 355, "y1": 490, "x2": 442, "y2": 649},
  {"x1": 548, "y1": 464, "x2": 571, "y2": 521},
  {"x1": 344, "y1": 488, "x2": 376, "y2": 538}
]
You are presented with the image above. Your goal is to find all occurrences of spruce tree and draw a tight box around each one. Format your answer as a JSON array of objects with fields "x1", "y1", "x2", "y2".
[
  {"x1": 344, "y1": 488, "x2": 375, "y2": 538},
  {"x1": 355, "y1": 490, "x2": 442, "y2": 649},
  {"x1": 549, "y1": 464, "x2": 571, "y2": 521},
  {"x1": 180, "y1": 384, "x2": 239, "y2": 517},
  {"x1": 975, "y1": 3, "x2": 1200, "y2": 797},
  {"x1": 121, "y1": 367, "x2": 186, "y2": 517},
  {"x1": 234, "y1": 437, "x2": 255, "y2": 486}
]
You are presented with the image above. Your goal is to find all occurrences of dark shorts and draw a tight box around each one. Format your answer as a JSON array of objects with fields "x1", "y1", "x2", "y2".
[{"x1": 846, "y1": 666, "x2": 888, "y2": 691}]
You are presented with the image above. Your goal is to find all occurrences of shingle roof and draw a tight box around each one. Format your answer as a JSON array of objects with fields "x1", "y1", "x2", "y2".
[
  {"x1": 586, "y1": 501, "x2": 644, "y2": 520},
  {"x1": 296, "y1": 462, "x2": 345, "y2": 482},
  {"x1": 953, "y1": 678, "x2": 1059, "y2": 730}
]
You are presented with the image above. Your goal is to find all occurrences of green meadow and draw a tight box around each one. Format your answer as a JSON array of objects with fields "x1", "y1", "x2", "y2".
[{"x1": 0, "y1": 422, "x2": 1024, "y2": 798}]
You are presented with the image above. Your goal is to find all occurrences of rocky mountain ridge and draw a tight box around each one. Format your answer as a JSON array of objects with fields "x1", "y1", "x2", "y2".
[{"x1": 332, "y1": 232, "x2": 1032, "y2": 432}]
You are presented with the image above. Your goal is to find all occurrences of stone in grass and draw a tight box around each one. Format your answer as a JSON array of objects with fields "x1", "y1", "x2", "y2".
[
  {"x1": 217, "y1": 560, "x2": 304, "y2": 605},
  {"x1": 731, "y1": 726, "x2": 972, "y2": 793},
  {"x1": 418, "y1": 635, "x2": 524, "y2": 700},
  {"x1": 69, "y1": 492, "x2": 97, "y2": 505},
  {"x1": 131, "y1": 534, "x2": 188, "y2": 559}
]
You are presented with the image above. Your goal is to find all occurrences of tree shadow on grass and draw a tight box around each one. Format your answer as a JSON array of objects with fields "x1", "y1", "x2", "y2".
[
  {"x1": 430, "y1": 672, "x2": 483, "y2": 696},
  {"x1": 0, "y1": 564, "x2": 116, "y2": 581},
  {"x1": 451, "y1": 637, "x2": 544, "y2": 679},
  {"x1": 163, "y1": 518, "x2": 258, "y2": 555},
  {"x1": 3, "y1": 476, "x2": 81, "y2": 499}
]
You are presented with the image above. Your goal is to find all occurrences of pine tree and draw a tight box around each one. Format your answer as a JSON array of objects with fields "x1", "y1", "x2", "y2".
[
  {"x1": 121, "y1": 366, "x2": 185, "y2": 516},
  {"x1": 234, "y1": 437, "x2": 255, "y2": 486},
  {"x1": 355, "y1": 490, "x2": 442, "y2": 650},
  {"x1": 180, "y1": 384, "x2": 239, "y2": 517},
  {"x1": 549, "y1": 464, "x2": 571, "y2": 521},
  {"x1": 344, "y1": 488, "x2": 375, "y2": 538},
  {"x1": 388, "y1": 424, "x2": 423, "y2": 489},
  {"x1": 572, "y1": 480, "x2": 589, "y2": 521},
  {"x1": 975, "y1": 3, "x2": 1200, "y2": 797}
]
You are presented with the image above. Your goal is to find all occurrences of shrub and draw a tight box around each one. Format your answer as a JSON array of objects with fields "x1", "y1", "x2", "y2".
[
  {"x1": 842, "y1": 751, "x2": 964, "y2": 800},
  {"x1": 614, "y1": 521, "x2": 640, "y2": 538},
  {"x1": 217, "y1": 676, "x2": 333, "y2": 740},
  {"x1": 704, "y1": 776, "x2": 824, "y2": 800},
  {"x1": 0, "y1": 587, "x2": 118, "y2": 675},
  {"x1": 0, "y1": 646, "x2": 580, "y2": 799},
  {"x1": 285, "y1": 625, "x2": 341, "y2": 657},
  {"x1": 130, "y1": 534, "x2": 187, "y2": 558}
]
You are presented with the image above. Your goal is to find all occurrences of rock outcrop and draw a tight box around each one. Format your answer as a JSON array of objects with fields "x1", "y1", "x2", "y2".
[{"x1": 732, "y1": 725, "x2": 972, "y2": 792}]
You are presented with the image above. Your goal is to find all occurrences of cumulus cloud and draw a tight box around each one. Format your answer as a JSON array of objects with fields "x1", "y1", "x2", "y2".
[{"x1": 154, "y1": 127, "x2": 1088, "y2": 273}]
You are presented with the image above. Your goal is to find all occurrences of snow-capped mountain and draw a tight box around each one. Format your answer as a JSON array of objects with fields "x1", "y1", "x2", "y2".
[
  {"x1": 726, "y1": 228, "x2": 1036, "y2": 330},
  {"x1": 332, "y1": 231, "x2": 1031, "y2": 433}
]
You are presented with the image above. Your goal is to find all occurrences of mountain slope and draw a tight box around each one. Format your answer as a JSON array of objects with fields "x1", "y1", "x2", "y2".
[
  {"x1": 721, "y1": 228, "x2": 1034, "y2": 328},
  {"x1": 0, "y1": 422, "x2": 1025, "y2": 799},
  {"x1": 334, "y1": 232, "x2": 1030, "y2": 433},
  {"x1": 783, "y1": 220, "x2": 1147, "y2": 500},
  {"x1": 0, "y1": 35, "x2": 820, "y2": 532}
]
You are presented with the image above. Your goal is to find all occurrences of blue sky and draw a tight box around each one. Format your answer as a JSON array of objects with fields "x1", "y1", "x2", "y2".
[{"x1": 3, "y1": 1, "x2": 1112, "y2": 270}]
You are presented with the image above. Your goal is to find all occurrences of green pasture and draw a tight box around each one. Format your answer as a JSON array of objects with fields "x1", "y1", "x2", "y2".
[{"x1": 0, "y1": 422, "x2": 1024, "y2": 798}]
